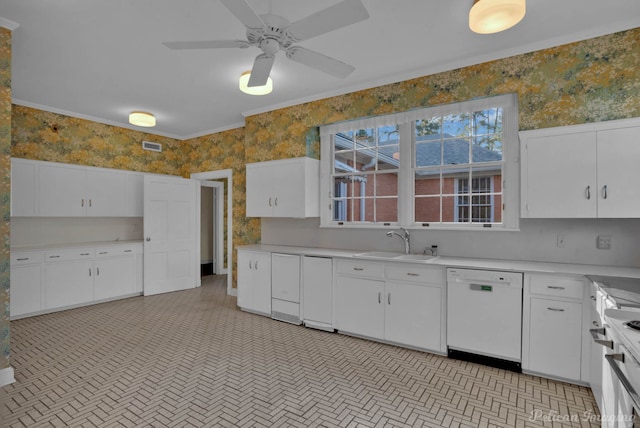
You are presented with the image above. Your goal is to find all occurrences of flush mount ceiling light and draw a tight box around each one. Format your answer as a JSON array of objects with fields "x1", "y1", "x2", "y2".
[
  {"x1": 469, "y1": 0, "x2": 526, "y2": 34},
  {"x1": 129, "y1": 111, "x2": 156, "y2": 127},
  {"x1": 239, "y1": 70, "x2": 273, "y2": 95}
]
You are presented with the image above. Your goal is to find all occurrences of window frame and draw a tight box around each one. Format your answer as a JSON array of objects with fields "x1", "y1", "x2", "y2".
[{"x1": 319, "y1": 94, "x2": 520, "y2": 231}]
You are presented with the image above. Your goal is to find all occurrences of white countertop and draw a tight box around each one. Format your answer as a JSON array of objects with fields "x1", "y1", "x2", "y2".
[
  {"x1": 238, "y1": 244, "x2": 640, "y2": 279},
  {"x1": 11, "y1": 240, "x2": 143, "y2": 252}
]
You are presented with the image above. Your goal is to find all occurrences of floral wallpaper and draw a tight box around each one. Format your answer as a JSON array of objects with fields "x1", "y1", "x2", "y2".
[
  {"x1": 2, "y1": 27, "x2": 639, "y2": 373},
  {"x1": 244, "y1": 28, "x2": 640, "y2": 161},
  {"x1": 1, "y1": 27, "x2": 12, "y2": 371}
]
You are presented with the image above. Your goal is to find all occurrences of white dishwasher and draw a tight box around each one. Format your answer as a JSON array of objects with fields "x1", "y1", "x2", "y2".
[{"x1": 447, "y1": 268, "x2": 524, "y2": 371}]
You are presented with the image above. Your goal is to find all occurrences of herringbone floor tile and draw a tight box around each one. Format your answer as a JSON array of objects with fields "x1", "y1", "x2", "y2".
[{"x1": 1, "y1": 276, "x2": 599, "y2": 427}]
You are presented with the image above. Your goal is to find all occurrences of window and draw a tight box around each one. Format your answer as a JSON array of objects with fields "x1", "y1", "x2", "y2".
[{"x1": 320, "y1": 94, "x2": 519, "y2": 230}]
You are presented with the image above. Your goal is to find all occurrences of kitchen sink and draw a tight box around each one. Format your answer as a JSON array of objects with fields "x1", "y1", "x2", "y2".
[
  {"x1": 353, "y1": 251, "x2": 437, "y2": 262},
  {"x1": 393, "y1": 254, "x2": 438, "y2": 261},
  {"x1": 353, "y1": 251, "x2": 404, "y2": 259}
]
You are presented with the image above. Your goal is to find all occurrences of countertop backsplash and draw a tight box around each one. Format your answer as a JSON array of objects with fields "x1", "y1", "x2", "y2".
[{"x1": 10, "y1": 217, "x2": 143, "y2": 248}]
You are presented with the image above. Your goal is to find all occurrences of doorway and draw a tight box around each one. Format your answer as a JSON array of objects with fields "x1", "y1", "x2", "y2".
[
  {"x1": 199, "y1": 181, "x2": 224, "y2": 277},
  {"x1": 191, "y1": 170, "x2": 234, "y2": 296}
]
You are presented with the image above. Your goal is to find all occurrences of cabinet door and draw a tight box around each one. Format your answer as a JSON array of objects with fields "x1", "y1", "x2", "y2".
[
  {"x1": 252, "y1": 252, "x2": 272, "y2": 315},
  {"x1": 385, "y1": 281, "x2": 441, "y2": 351},
  {"x1": 270, "y1": 161, "x2": 304, "y2": 217},
  {"x1": 245, "y1": 165, "x2": 274, "y2": 217},
  {"x1": 126, "y1": 173, "x2": 145, "y2": 216},
  {"x1": 11, "y1": 159, "x2": 37, "y2": 217},
  {"x1": 44, "y1": 260, "x2": 94, "y2": 309},
  {"x1": 523, "y1": 132, "x2": 597, "y2": 218},
  {"x1": 237, "y1": 251, "x2": 253, "y2": 310},
  {"x1": 302, "y1": 256, "x2": 332, "y2": 327},
  {"x1": 85, "y1": 169, "x2": 128, "y2": 217},
  {"x1": 335, "y1": 276, "x2": 384, "y2": 339},
  {"x1": 528, "y1": 297, "x2": 582, "y2": 380},
  {"x1": 596, "y1": 126, "x2": 640, "y2": 218},
  {"x1": 38, "y1": 164, "x2": 87, "y2": 216},
  {"x1": 94, "y1": 256, "x2": 136, "y2": 300},
  {"x1": 10, "y1": 264, "x2": 42, "y2": 317}
]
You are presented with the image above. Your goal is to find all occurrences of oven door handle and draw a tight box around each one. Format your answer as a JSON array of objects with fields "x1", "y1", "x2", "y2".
[
  {"x1": 590, "y1": 328, "x2": 614, "y2": 349},
  {"x1": 606, "y1": 353, "x2": 640, "y2": 414}
]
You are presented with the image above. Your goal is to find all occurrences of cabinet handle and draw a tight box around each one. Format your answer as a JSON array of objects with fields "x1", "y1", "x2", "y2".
[
  {"x1": 269, "y1": 197, "x2": 272, "y2": 207},
  {"x1": 49, "y1": 255, "x2": 60, "y2": 259},
  {"x1": 547, "y1": 307, "x2": 565, "y2": 312},
  {"x1": 249, "y1": 260, "x2": 252, "y2": 270},
  {"x1": 82, "y1": 198, "x2": 85, "y2": 207},
  {"x1": 605, "y1": 353, "x2": 640, "y2": 414},
  {"x1": 89, "y1": 199, "x2": 92, "y2": 207},
  {"x1": 97, "y1": 267, "x2": 100, "y2": 276},
  {"x1": 388, "y1": 293, "x2": 391, "y2": 305},
  {"x1": 99, "y1": 252, "x2": 108, "y2": 255},
  {"x1": 591, "y1": 328, "x2": 613, "y2": 349},
  {"x1": 378, "y1": 292, "x2": 381, "y2": 304},
  {"x1": 591, "y1": 295, "x2": 596, "y2": 301},
  {"x1": 547, "y1": 286, "x2": 565, "y2": 290},
  {"x1": 89, "y1": 268, "x2": 92, "y2": 277},
  {"x1": 254, "y1": 261, "x2": 258, "y2": 270},
  {"x1": 602, "y1": 185, "x2": 608, "y2": 200},
  {"x1": 585, "y1": 186, "x2": 591, "y2": 200},
  {"x1": 124, "y1": 250, "x2": 132, "y2": 253},
  {"x1": 274, "y1": 197, "x2": 278, "y2": 207},
  {"x1": 353, "y1": 267, "x2": 364, "y2": 271},
  {"x1": 80, "y1": 253, "x2": 91, "y2": 256},
  {"x1": 407, "y1": 273, "x2": 419, "y2": 277},
  {"x1": 16, "y1": 257, "x2": 29, "y2": 261},
  {"x1": 593, "y1": 321, "x2": 600, "y2": 327}
]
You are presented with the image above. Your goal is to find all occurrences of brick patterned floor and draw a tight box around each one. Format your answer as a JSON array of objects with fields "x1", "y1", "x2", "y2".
[{"x1": 1, "y1": 276, "x2": 599, "y2": 427}]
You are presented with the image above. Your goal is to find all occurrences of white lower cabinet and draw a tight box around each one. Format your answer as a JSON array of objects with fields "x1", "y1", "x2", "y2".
[
  {"x1": 237, "y1": 250, "x2": 271, "y2": 316},
  {"x1": 335, "y1": 259, "x2": 445, "y2": 353},
  {"x1": 523, "y1": 273, "x2": 587, "y2": 382},
  {"x1": 10, "y1": 252, "x2": 43, "y2": 317},
  {"x1": 528, "y1": 297, "x2": 583, "y2": 380},
  {"x1": 301, "y1": 256, "x2": 333, "y2": 331},
  {"x1": 45, "y1": 259, "x2": 95, "y2": 309},
  {"x1": 10, "y1": 243, "x2": 142, "y2": 319}
]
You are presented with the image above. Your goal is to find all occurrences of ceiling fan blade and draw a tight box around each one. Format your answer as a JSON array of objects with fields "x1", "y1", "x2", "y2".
[
  {"x1": 286, "y1": 0, "x2": 369, "y2": 42},
  {"x1": 220, "y1": 0, "x2": 266, "y2": 30},
  {"x1": 162, "y1": 40, "x2": 249, "y2": 50},
  {"x1": 286, "y1": 46, "x2": 355, "y2": 79},
  {"x1": 248, "y1": 53, "x2": 275, "y2": 87}
]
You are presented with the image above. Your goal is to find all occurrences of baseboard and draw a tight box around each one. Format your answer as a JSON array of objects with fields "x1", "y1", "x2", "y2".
[{"x1": 0, "y1": 366, "x2": 15, "y2": 387}]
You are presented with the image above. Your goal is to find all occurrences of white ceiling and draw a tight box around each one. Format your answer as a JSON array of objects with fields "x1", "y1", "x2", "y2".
[{"x1": 2, "y1": 0, "x2": 640, "y2": 140}]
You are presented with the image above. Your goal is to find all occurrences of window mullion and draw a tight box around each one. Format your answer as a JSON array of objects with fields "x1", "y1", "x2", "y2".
[{"x1": 398, "y1": 122, "x2": 412, "y2": 227}]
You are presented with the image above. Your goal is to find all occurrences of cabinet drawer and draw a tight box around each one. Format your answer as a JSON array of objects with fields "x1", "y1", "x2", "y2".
[
  {"x1": 95, "y1": 245, "x2": 139, "y2": 257},
  {"x1": 45, "y1": 248, "x2": 95, "y2": 262},
  {"x1": 385, "y1": 264, "x2": 444, "y2": 284},
  {"x1": 336, "y1": 259, "x2": 384, "y2": 278},
  {"x1": 530, "y1": 274, "x2": 585, "y2": 300},
  {"x1": 11, "y1": 252, "x2": 43, "y2": 266}
]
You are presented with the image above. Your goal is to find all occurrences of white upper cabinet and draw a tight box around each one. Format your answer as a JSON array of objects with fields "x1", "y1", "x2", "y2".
[
  {"x1": 11, "y1": 158, "x2": 144, "y2": 217},
  {"x1": 246, "y1": 157, "x2": 320, "y2": 218},
  {"x1": 520, "y1": 118, "x2": 640, "y2": 218}
]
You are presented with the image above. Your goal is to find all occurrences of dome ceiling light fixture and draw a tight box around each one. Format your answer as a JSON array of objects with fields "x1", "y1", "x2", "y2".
[
  {"x1": 129, "y1": 111, "x2": 156, "y2": 127},
  {"x1": 239, "y1": 70, "x2": 273, "y2": 95},
  {"x1": 469, "y1": 0, "x2": 526, "y2": 34}
]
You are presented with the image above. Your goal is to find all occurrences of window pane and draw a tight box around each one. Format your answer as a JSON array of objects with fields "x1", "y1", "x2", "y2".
[
  {"x1": 414, "y1": 172, "x2": 441, "y2": 196},
  {"x1": 354, "y1": 129, "x2": 375, "y2": 147},
  {"x1": 415, "y1": 140, "x2": 441, "y2": 167},
  {"x1": 416, "y1": 118, "x2": 441, "y2": 136},
  {"x1": 472, "y1": 136, "x2": 502, "y2": 162},
  {"x1": 442, "y1": 195, "x2": 457, "y2": 222},
  {"x1": 443, "y1": 136, "x2": 470, "y2": 165},
  {"x1": 375, "y1": 172, "x2": 398, "y2": 197},
  {"x1": 415, "y1": 196, "x2": 440, "y2": 223},
  {"x1": 378, "y1": 125, "x2": 400, "y2": 144},
  {"x1": 376, "y1": 144, "x2": 399, "y2": 170},
  {"x1": 376, "y1": 198, "x2": 398, "y2": 223},
  {"x1": 472, "y1": 108, "x2": 502, "y2": 136},
  {"x1": 443, "y1": 113, "x2": 469, "y2": 138}
]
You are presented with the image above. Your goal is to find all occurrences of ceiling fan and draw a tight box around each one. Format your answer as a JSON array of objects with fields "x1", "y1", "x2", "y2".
[{"x1": 163, "y1": 0, "x2": 370, "y2": 87}]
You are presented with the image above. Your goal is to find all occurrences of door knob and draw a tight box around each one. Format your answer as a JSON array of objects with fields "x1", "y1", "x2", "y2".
[{"x1": 146, "y1": 237, "x2": 151, "y2": 241}]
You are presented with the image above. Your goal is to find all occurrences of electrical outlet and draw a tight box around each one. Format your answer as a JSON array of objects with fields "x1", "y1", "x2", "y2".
[
  {"x1": 557, "y1": 234, "x2": 566, "y2": 248},
  {"x1": 597, "y1": 235, "x2": 612, "y2": 250}
]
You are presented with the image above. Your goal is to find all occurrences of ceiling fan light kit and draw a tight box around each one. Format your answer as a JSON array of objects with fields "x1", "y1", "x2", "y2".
[
  {"x1": 239, "y1": 70, "x2": 273, "y2": 95},
  {"x1": 469, "y1": 0, "x2": 526, "y2": 34},
  {"x1": 129, "y1": 111, "x2": 156, "y2": 127},
  {"x1": 163, "y1": 0, "x2": 369, "y2": 93}
]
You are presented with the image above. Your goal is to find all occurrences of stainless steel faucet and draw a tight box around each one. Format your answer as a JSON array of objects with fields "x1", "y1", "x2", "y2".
[{"x1": 386, "y1": 227, "x2": 410, "y2": 254}]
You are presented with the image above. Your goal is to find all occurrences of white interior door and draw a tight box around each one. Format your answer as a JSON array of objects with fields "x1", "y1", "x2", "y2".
[{"x1": 144, "y1": 175, "x2": 198, "y2": 296}]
